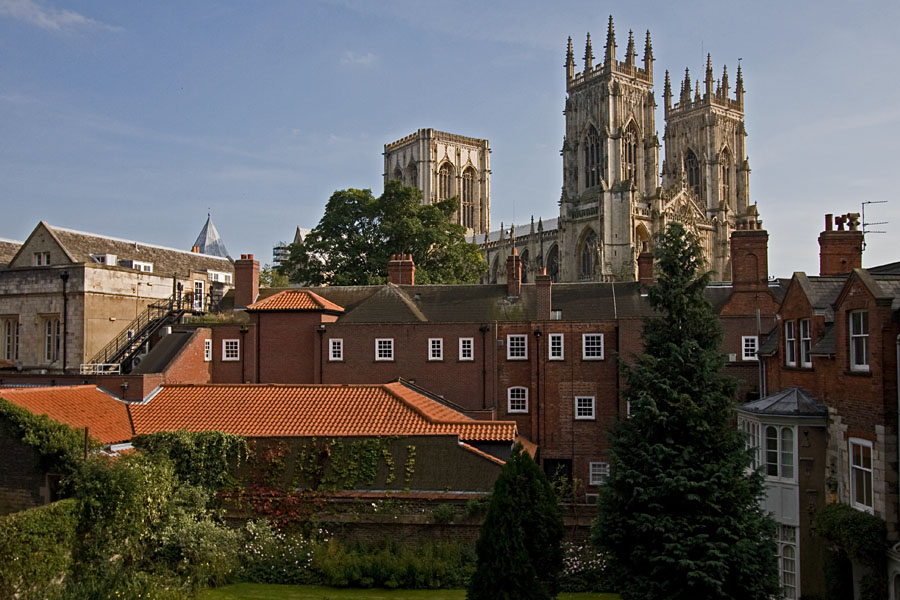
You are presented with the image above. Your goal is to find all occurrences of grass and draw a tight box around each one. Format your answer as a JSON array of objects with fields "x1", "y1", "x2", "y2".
[{"x1": 198, "y1": 584, "x2": 620, "y2": 600}]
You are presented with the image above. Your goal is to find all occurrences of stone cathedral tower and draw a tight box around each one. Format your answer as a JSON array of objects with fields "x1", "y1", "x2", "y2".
[
  {"x1": 555, "y1": 16, "x2": 759, "y2": 282},
  {"x1": 558, "y1": 18, "x2": 659, "y2": 281}
]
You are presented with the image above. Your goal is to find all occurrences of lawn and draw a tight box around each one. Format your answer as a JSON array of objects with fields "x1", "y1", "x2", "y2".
[{"x1": 199, "y1": 584, "x2": 619, "y2": 600}]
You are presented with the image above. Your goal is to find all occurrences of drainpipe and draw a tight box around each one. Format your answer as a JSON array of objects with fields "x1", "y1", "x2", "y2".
[
  {"x1": 60, "y1": 270, "x2": 69, "y2": 373},
  {"x1": 317, "y1": 324, "x2": 326, "y2": 384}
]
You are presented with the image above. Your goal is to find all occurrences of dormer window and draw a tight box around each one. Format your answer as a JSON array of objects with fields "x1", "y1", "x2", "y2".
[
  {"x1": 33, "y1": 252, "x2": 51, "y2": 266},
  {"x1": 131, "y1": 260, "x2": 153, "y2": 273},
  {"x1": 208, "y1": 270, "x2": 233, "y2": 284}
]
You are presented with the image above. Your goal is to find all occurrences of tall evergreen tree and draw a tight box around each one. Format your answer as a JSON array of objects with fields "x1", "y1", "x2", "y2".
[
  {"x1": 468, "y1": 444, "x2": 564, "y2": 600},
  {"x1": 592, "y1": 222, "x2": 779, "y2": 600}
]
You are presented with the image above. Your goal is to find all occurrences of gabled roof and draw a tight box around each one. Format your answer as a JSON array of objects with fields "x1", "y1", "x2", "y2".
[
  {"x1": 0, "y1": 238, "x2": 22, "y2": 266},
  {"x1": 0, "y1": 385, "x2": 133, "y2": 444},
  {"x1": 247, "y1": 289, "x2": 345, "y2": 313},
  {"x1": 737, "y1": 387, "x2": 826, "y2": 419},
  {"x1": 129, "y1": 382, "x2": 517, "y2": 443},
  {"x1": 10, "y1": 222, "x2": 232, "y2": 276},
  {"x1": 192, "y1": 214, "x2": 230, "y2": 259},
  {"x1": 869, "y1": 261, "x2": 900, "y2": 276},
  {"x1": 792, "y1": 272, "x2": 847, "y2": 320}
]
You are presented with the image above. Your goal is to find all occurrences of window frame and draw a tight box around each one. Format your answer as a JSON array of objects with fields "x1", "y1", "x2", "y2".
[
  {"x1": 375, "y1": 338, "x2": 394, "y2": 362},
  {"x1": 329, "y1": 338, "x2": 344, "y2": 362},
  {"x1": 849, "y1": 437, "x2": 874, "y2": 513},
  {"x1": 575, "y1": 396, "x2": 596, "y2": 420},
  {"x1": 43, "y1": 316, "x2": 60, "y2": 363},
  {"x1": 506, "y1": 334, "x2": 528, "y2": 360},
  {"x1": 428, "y1": 338, "x2": 443, "y2": 361},
  {"x1": 799, "y1": 318, "x2": 812, "y2": 368},
  {"x1": 764, "y1": 424, "x2": 795, "y2": 483},
  {"x1": 458, "y1": 337, "x2": 474, "y2": 361},
  {"x1": 784, "y1": 321, "x2": 796, "y2": 367},
  {"x1": 222, "y1": 339, "x2": 240, "y2": 362},
  {"x1": 203, "y1": 339, "x2": 212, "y2": 362},
  {"x1": 582, "y1": 333, "x2": 604, "y2": 360},
  {"x1": 849, "y1": 310, "x2": 869, "y2": 372},
  {"x1": 507, "y1": 386, "x2": 528, "y2": 414},
  {"x1": 742, "y1": 335, "x2": 758, "y2": 361},
  {"x1": 2, "y1": 317, "x2": 18, "y2": 362},
  {"x1": 589, "y1": 462, "x2": 610, "y2": 486},
  {"x1": 777, "y1": 524, "x2": 798, "y2": 599},
  {"x1": 548, "y1": 333, "x2": 564, "y2": 360}
]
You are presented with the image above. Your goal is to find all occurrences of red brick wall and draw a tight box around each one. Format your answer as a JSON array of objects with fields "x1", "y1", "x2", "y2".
[
  {"x1": 211, "y1": 324, "x2": 255, "y2": 383},
  {"x1": 161, "y1": 328, "x2": 213, "y2": 385},
  {"x1": 254, "y1": 312, "x2": 324, "y2": 384}
]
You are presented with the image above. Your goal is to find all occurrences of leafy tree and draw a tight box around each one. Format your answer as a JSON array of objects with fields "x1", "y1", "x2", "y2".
[
  {"x1": 468, "y1": 444, "x2": 563, "y2": 600},
  {"x1": 278, "y1": 180, "x2": 486, "y2": 285},
  {"x1": 259, "y1": 263, "x2": 290, "y2": 287},
  {"x1": 592, "y1": 222, "x2": 779, "y2": 600}
]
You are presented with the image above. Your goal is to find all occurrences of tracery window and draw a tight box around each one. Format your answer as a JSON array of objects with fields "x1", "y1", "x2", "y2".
[
  {"x1": 406, "y1": 162, "x2": 418, "y2": 187},
  {"x1": 392, "y1": 168, "x2": 403, "y2": 182},
  {"x1": 438, "y1": 163, "x2": 454, "y2": 200},
  {"x1": 720, "y1": 149, "x2": 732, "y2": 203},
  {"x1": 461, "y1": 167, "x2": 476, "y2": 228},
  {"x1": 685, "y1": 149, "x2": 701, "y2": 199},
  {"x1": 623, "y1": 124, "x2": 638, "y2": 182},
  {"x1": 583, "y1": 126, "x2": 603, "y2": 189},
  {"x1": 546, "y1": 246, "x2": 559, "y2": 283},
  {"x1": 520, "y1": 249, "x2": 529, "y2": 283},
  {"x1": 580, "y1": 230, "x2": 598, "y2": 280}
]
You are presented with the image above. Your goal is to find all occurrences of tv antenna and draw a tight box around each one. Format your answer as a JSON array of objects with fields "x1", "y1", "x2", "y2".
[{"x1": 861, "y1": 200, "x2": 888, "y2": 251}]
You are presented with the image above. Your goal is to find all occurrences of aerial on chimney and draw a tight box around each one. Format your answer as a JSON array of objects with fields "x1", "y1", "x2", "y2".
[{"x1": 818, "y1": 213, "x2": 863, "y2": 276}]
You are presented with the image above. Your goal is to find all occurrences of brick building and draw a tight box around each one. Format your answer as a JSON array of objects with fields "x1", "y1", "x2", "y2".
[{"x1": 749, "y1": 213, "x2": 900, "y2": 598}]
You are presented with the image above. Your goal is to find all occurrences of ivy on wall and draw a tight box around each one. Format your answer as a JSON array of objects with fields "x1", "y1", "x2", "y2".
[
  {"x1": 132, "y1": 429, "x2": 248, "y2": 491},
  {"x1": 815, "y1": 502, "x2": 888, "y2": 600}
]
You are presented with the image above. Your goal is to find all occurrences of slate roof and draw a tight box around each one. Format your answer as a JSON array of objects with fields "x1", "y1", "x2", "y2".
[
  {"x1": 469, "y1": 218, "x2": 560, "y2": 244},
  {"x1": 737, "y1": 387, "x2": 827, "y2": 418},
  {"x1": 247, "y1": 289, "x2": 345, "y2": 313},
  {"x1": 794, "y1": 274, "x2": 846, "y2": 320},
  {"x1": 869, "y1": 261, "x2": 900, "y2": 276},
  {"x1": 0, "y1": 238, "x2": 22, "y2": 266},
  {"x1": 129, "y1": 382, "x2": 517, "y2": 443},
  {"x1": 0, "y1": 385, "x2": 133, "y2": 444},
  {"x1": 45, "y1": 223, "x2": 233, "y2": 277},
  {"x1": 192, "y1": 214, "x2": 230, "y2": 258},
  {"x1": 810, "y1": 324, "x2": 836, "y2": 356}
]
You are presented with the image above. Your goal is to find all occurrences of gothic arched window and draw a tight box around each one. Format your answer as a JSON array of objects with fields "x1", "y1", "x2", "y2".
[
  {"x1": 490, "y1": 256, "x2": 500, "y2": 284},
  {"x1": 720, "y1": 148, "x2": 732, "y2": 204},
  {"x1": 520, "y1": 249, "x2": 530, "y2": 283},
  {"x1": 406, "y1": 162, "x2": 418, "y2": 187},
  {"x1": 461, "y1": 167, "x2": 476, "y2": 228},
  {"x1": 583, "y1": 126, "x2": 603, "y2": 189},
  {"x1": 623, "y1": 123, "x2": 639, "y2": 182},
  {"x1": 546, "y1": 245, "x2": 559, "y2": 283},
  {"x1": 685, "y1": 150, "x2": 701, "y2": 199},
  {"x1": 392, "y1": 168, "x2": 403, "y2": 182},
  {"x1": 580, "y1": 230, "x2": 598, "y2": 280},
  {"x1": 438, "y1": 163, "x2": 454, "y2": 200}
]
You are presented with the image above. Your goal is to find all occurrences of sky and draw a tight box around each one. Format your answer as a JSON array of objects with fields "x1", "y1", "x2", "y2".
[{"x1": 1, "y1": 0, "x2": 898, "y2": 278}]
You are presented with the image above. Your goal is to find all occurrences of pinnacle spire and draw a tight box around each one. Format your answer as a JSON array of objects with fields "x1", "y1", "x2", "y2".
[
  {"x1": 704, "y1": 54, "x2": 714, "y2": 98},
  {"x1": 736, "y1": 61, "x2": 745, "y2": 106},
  {"x1": 625, "y1": 29, "x2": 636, "y2": 67},
  {"x1": 604, "y1": 15, "x2": 616, "y2": 66},
  {"x1": 681, "y1": 68, "x2": 692, "y2": 104},
  {"x1": 721, "y1": 64, "x2": 730, "y2": 99},
  {"x1": 192, "y1": 213, "x2": 230, "y2": 258},
  {"x1": 583, "y1": 32, "x2": 594, "y2": 73},
  {"x1": 643, "y1": 29, "x2": 654, "y2": 74},
  {"x1": 663, "y1": 69, "x2": 672, "y2": 112},
  {"x1": 694, "y1": 79, "x2": 701, "y2": 103},
  {"x1": 565, "y1": 36, "x2": 575, "y2": 81}
]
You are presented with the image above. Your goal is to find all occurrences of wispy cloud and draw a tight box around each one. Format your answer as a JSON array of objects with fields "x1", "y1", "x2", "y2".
[
  {"x1": 0, "y1": 0, "x2": 121, "y2": 32},
  {"x1": 340, "y1": 50, "x2": 377, "y2": 67}
]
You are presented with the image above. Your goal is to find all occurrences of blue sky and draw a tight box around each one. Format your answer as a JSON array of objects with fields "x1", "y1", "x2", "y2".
[{"x1": 1, "y1": 0, "x2": 898, "y2": 277}]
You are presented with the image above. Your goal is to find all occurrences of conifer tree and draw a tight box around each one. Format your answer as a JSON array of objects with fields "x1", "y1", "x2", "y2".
[
  {"x1": 592, "y1": 222, "x2": 779, "y2": 600},
  {"x1": 468, "y1": 444, "x2": 564, "y2": 600}
]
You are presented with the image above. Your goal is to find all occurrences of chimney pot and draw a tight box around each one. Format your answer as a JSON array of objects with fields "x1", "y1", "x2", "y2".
[{"x1": 234, "y1": 253, "x2": 260, "y2": 309}]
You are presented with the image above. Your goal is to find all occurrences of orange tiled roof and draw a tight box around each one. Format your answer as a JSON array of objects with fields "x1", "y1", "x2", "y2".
[
  {"x1": 247, "y1": 289, "x2": 344, "y2": 313},
  {"x1": 0, "y1": 385, "x2": 133, "y2": 444},
  {"x1": 129, "y1": 382, "x2": 516, "y2": 443}
]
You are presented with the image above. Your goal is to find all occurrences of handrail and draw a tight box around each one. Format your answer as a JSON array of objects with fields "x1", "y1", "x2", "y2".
[{"x1": 85, "y1": 293, "x2": 184, "y2": 366}]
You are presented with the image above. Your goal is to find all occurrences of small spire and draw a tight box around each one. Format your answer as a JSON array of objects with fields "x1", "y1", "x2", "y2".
[
  {"x1": 643, "y1": 29, "x2": 653, "y2": 75},
  {"x1": 625, "y1": 29, "x2": 636, "y2": 68},
  {"x1": 721, "y1": 64, "x2": 730, "y2": 99},
  {"x1": 736, "y1": 60, "x2": 745, "y2": 106},
  {"x1": 681, "y1": 68, "x2": 692, "y2": 104},
  {"x1": 604, "y1": 15, "x2": 616, "y2": 66},
  {"x1": 694, "y1": 79, "x2": 701, "y2": 103},
  {"x1": 530, "y1": 215, "x2": 535, "y2": 235},
  {"x1": 583, "y1": 33, "x2": 594, "y2": 74},
  {"x1": 663, "y1": 69, "x2": 672, "y2": 113},
  {"x1": 704, "y1": 54, "x2": 714, "y2": 98},
  {"x1": 538, "y1": 217, "x2": 543, "y2": 232},
  {"x1": 565, "y1": 36, "x2": 575, "y2": 81}
]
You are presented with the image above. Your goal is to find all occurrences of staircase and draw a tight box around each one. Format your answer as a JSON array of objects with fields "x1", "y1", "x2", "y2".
[{"x1": 80, "y1": 293, "x2": 191, "y2": 375}]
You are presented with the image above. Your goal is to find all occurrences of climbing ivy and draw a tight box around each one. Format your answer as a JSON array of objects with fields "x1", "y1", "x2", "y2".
[
  {"x1": 404, "y1": 445, "x2": 417, "y2": 491},
  {"x1": 815, "y1": 502, "x2": 888, "y2": 600},
  {"x1": 132, "y1": 429, "x2": 248, "y2": 491}
]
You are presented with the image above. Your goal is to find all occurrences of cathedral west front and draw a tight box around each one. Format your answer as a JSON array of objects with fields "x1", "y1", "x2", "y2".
[{"x1": 387, "y1": 16, "x2": 760, "y2": 284}]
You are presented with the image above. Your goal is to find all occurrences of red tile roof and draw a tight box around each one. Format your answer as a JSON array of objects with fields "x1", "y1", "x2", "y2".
[
  {"x1": 247, "y1": 289, "x2": 344, "y2": 312},
  {"x1": 0, "y1": 385, "x2": 133, "y2": 444},
  {"x1": 129, "y1": 382, "x2": 516, "y2": 443}
]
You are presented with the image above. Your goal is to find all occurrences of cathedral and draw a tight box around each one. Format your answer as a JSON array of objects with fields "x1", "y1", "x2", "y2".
[{"x1": 476, "y1": 16, "x2": 760, "y2": 283}]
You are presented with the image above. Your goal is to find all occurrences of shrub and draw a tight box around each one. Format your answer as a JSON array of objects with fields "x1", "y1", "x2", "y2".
[
  {"x1": 0, "y1": 499, "x2": 77, "y2": 600},
  {"x1": 239, "y1": 519, "x2": 320, "y2": 585},
  {"x1": 432, "y1": 503, "x2": 456, "y2": 524},
  {"x1": 559, "y1": 541, "x2": 608, "y2": 592}
]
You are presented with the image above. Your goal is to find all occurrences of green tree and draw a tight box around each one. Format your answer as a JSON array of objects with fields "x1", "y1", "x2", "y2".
[
  {"x1": 592, "y1": 222, "x2": 779, "y2": 600},
  {"x1": 278, "y1": 180, "x2": 486, "y2": 285},
  {"x1": 259, "y1": 263, "x2": 290, "y2": 287},
  {"x1": 468, "y1": 444, "x2": 563, "y2": 600}
]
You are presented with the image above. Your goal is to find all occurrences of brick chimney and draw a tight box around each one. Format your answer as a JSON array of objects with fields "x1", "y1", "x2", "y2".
[
  {"x1": 819, "y1": 213, "x2": 863, "y2": 276},
  {"x1": 730, "y1": 221, "x2": 768, "y2": 293},
  {"x1": 506, "y1": 248, "x2": 522, "y2": 297},
  {"x1": 535, "y1": 269, "x2": 552, "y2": 319},
  {"x1": 234, "y1": 253, "x2": 259, "y2": 309},
  {"x1": 637, "y1": 241, "x2": 654, "y2": 286},
  {"x1": 387, "y1": 254, "x2": 415, "y2": 285}
]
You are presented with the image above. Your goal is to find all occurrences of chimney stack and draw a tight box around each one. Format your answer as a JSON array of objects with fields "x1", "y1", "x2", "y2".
[
  {"x1": 535, "y1": 269, "x2": 552, "y2": 319},
  {"x1": 506, "y1": 248, "x2": 522, "y2": 297},
  {"x1": 387, "y1": 254, "x2": 415, "y2": 285},
  {"x1": 637, "y1": 241, "x2": 654, "y2": 286},
  {"x1": 234, "y1": 253, "x2": 259, "y2": 309},
  {"x1": 730, "y1": 222, "x2": 769, "y2": 293},
  {"x1": 819, "y1": 213, "x2": 863, "y2": 276}
]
